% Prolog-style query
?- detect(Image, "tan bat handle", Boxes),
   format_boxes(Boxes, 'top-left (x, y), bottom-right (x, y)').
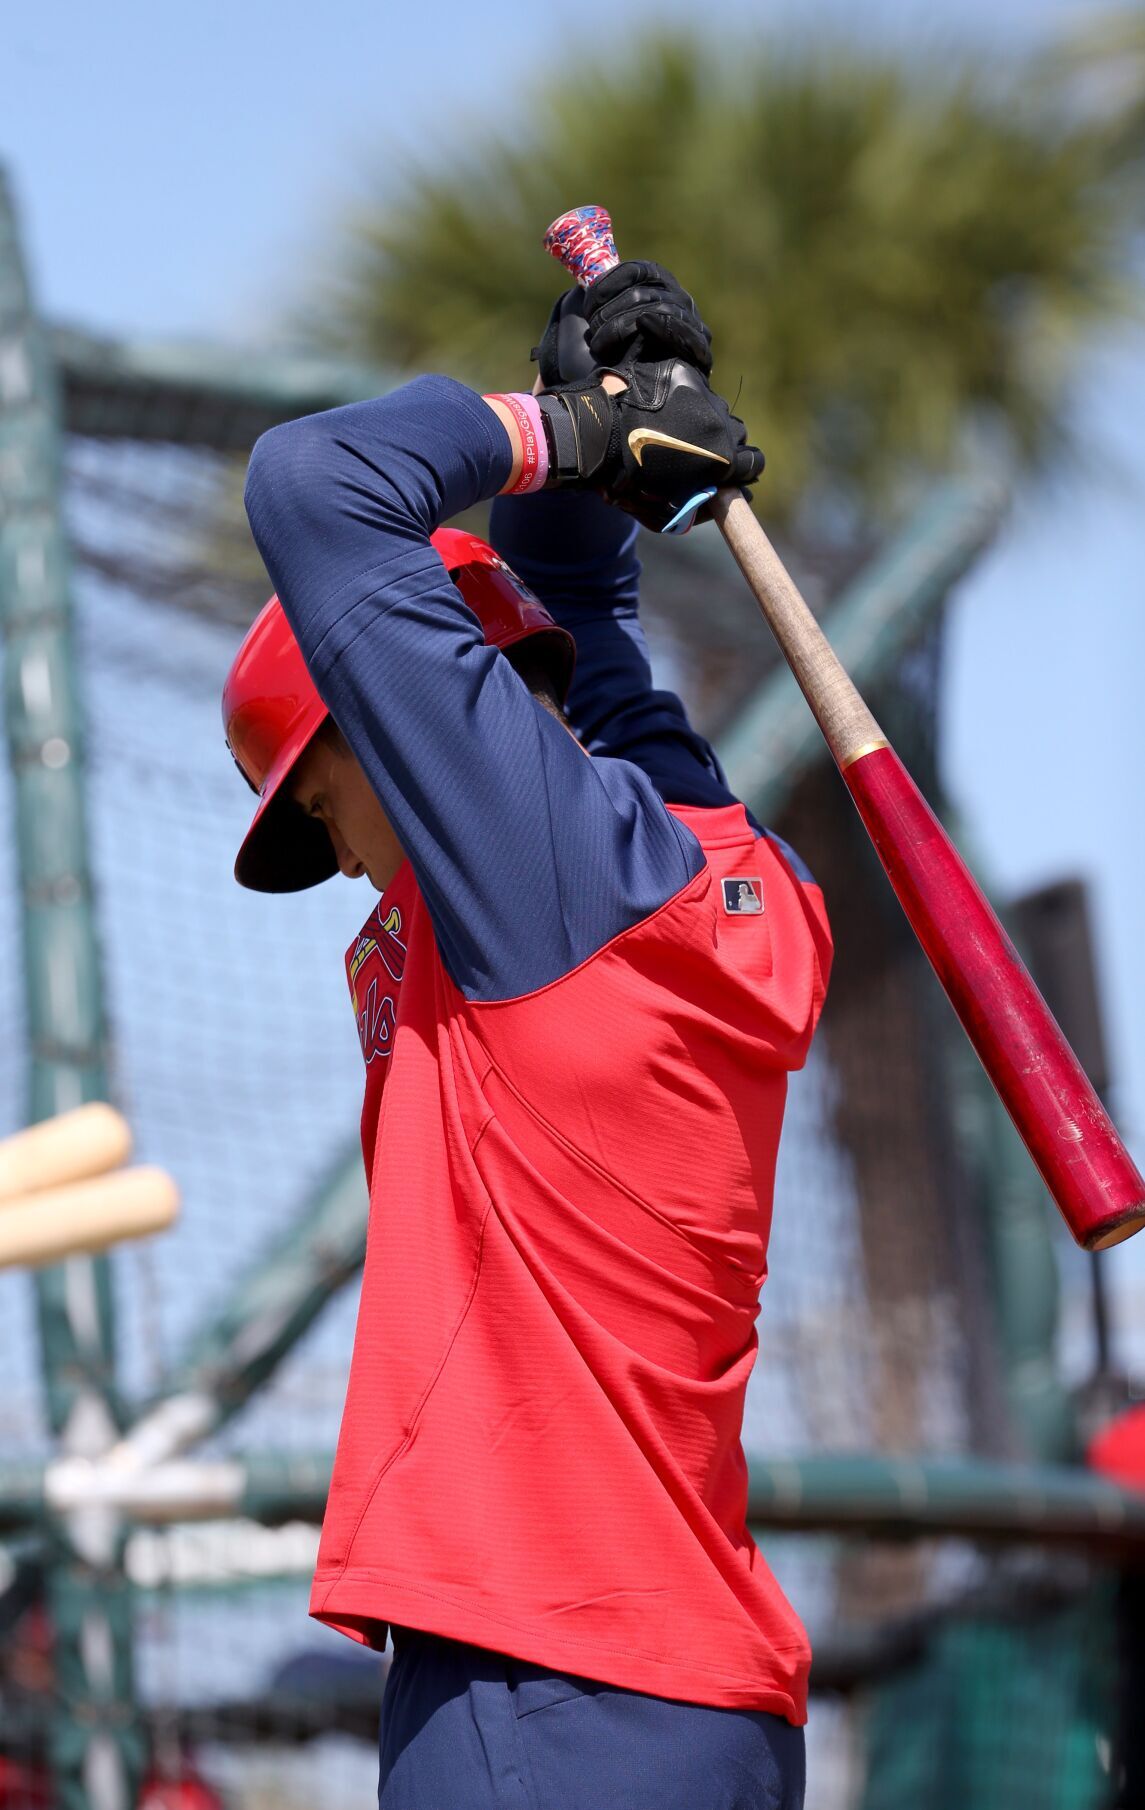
top-left (0, 1103), bottom-right (133, 1203)
top-left (711, 491), bottom-right (887, 767)
top-left (0, 1167), bottom-right (179, 1270)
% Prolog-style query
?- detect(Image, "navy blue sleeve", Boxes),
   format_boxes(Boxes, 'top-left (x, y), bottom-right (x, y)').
top-left (489, 489), bottom-right (742, 810)
top-left (243, 376), bottom-right (703, 1001)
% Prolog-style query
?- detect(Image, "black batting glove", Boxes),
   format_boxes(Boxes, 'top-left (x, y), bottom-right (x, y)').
top-left (534, 287), bottom-right (596, 385)
top-left (537, 359), bottom-right (763, 535)
top-left (534, 262), bottom-right (713, 388)
top-left (584, 261), bottom-right (713, 375)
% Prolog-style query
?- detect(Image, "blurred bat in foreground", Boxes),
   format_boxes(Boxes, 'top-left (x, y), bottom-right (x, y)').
top-left (0, 1103), bottom-right (178, 1268)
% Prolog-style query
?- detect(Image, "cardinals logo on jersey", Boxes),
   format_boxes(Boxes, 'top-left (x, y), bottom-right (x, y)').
top-left (345, 902), bottom-right (407, 1066)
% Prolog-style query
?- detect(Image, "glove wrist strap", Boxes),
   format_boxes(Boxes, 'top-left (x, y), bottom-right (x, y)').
top-left (536, 392), bottom-right (581, 482)
top-left (538, 386), bottom-right (616, 486)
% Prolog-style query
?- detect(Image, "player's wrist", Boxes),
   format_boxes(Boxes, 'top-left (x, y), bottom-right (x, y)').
top-left (484, 392), bottom-right (549, 495)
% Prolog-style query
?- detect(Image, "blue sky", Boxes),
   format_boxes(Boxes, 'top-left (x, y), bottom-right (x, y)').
top-left (5, 0), bottom-right (1144, 1354)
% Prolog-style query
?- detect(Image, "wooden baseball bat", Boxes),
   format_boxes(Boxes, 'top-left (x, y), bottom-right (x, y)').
top-left (545, 204), bottom-right (1145, 1253)
top-left (0, 1166), bottom-right (179, 1270)
top-left (0, 1102), bottom-right (132, 1203)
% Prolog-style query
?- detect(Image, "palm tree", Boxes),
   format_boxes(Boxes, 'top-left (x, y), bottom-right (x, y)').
top-left (312, 34), bottom-right (1134, 544)
top-left (1041, 6), bottom-right (1145, 190)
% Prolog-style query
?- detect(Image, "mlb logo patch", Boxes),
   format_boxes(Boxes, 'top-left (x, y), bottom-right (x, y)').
top-left (722, 876), bottom-right (764, 915)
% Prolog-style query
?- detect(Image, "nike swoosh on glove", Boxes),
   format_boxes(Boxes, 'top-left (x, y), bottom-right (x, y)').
top-left (537, 359), bottom-right (763, 534)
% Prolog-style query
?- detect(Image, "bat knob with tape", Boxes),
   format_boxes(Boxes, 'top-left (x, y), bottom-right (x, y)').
top-left (544, 206), bottom-right (619, 288)
top-left (542, 206), bottom-right (760, 536)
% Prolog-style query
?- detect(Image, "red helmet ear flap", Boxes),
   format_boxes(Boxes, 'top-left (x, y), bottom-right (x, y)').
top-left (430, 528), bottom-right (576, 704)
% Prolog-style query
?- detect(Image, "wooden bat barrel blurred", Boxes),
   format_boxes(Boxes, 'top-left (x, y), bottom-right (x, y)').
top-left (0, 1105), bottom-right (179, 1269)
top-left (0, 1101), bottom-right (132, 1200)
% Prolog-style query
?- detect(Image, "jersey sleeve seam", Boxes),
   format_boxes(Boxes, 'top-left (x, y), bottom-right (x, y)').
top-left (463, 857), bottom-right (711, 1011)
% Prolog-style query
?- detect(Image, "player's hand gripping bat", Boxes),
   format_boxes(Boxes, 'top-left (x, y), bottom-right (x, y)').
top-left (545, 204), bottom-right (1145, 1254)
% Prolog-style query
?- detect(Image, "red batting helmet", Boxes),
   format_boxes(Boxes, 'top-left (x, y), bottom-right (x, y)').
top-left (223, 527), bottom-right (576, 893)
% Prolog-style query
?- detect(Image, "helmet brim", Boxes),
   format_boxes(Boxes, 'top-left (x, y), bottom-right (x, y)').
top-left (233, 719), bottom-right (339, 894)
top-left (234, 784), bottom-right (339, 893)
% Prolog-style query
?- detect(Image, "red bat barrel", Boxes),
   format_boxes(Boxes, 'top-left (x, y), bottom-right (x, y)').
top-left (844, 746), bottom-right (1143, 1249)
top-left (544, 204), bottom-right (1145, 1252)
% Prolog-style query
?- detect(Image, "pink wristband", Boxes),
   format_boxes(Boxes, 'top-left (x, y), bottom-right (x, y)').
top-left (488, 392), bottom-right (549, 494)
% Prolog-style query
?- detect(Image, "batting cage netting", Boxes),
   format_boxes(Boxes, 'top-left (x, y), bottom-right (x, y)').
top-left (0, 238), bottom-right (1136, 1809)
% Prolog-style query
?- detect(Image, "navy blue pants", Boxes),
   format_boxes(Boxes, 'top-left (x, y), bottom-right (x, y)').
top-left (378, 1629), bottom-right (805, 1809)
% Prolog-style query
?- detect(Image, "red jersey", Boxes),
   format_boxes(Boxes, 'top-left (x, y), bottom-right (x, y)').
top-left (310, 801), bottom-right (831, 1720)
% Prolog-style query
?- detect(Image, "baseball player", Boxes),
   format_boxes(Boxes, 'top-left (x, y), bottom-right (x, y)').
top-left (223, 265), bottom-right (831, 1810)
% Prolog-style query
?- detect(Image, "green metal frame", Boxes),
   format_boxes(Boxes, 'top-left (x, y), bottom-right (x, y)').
top-left (943, 928), bottom-right (1074, 1464)
top-left (119, 1143), bottom-right (368, 1467)
top-left (0, 172), bottom-right (142, 1810)
top-left (54, 324), bottom-right (392, 450)
top-left (3, 1450), bottom-right (1142, 1554)
top-left (718, 469), bottom-right (1008, 819)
